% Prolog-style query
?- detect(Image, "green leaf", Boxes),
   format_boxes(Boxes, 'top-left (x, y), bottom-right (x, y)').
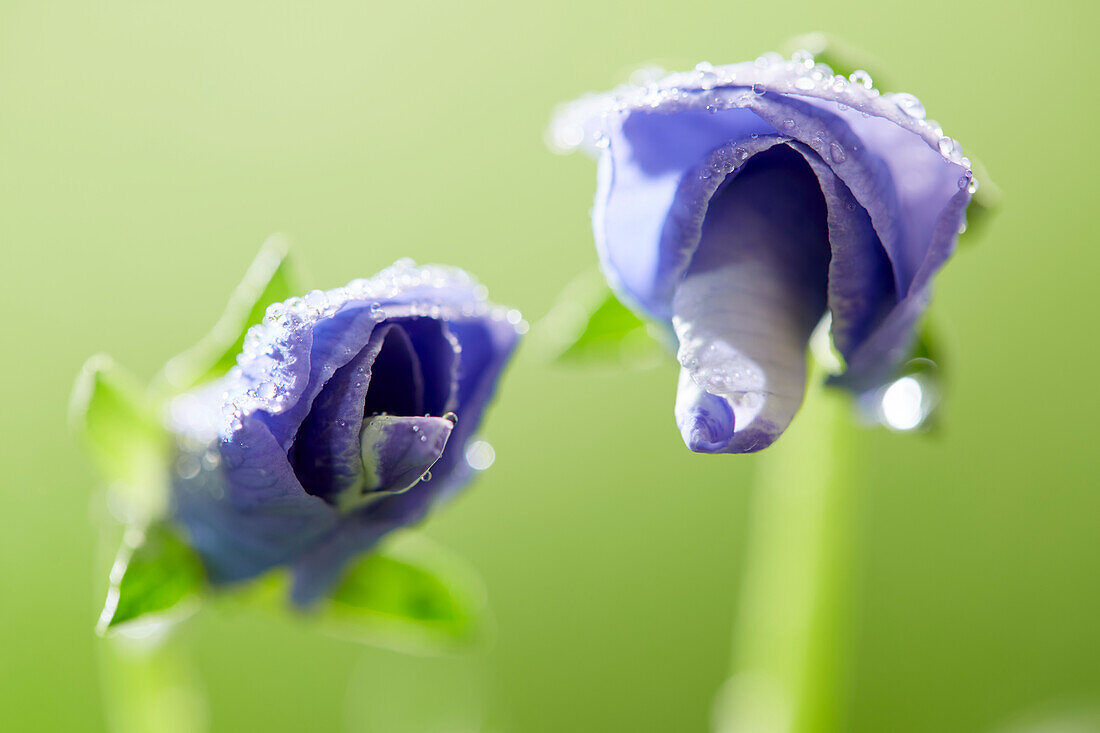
top-left (318, 533), bottom-right (486, 653)
top-left (538, 268), bottom-right (668, 369)
top-left (98, 523), bottom-right (204, 634)
top-left (71, 354), bottom-right (169, 519)
top-left (159, 234), bottom-right (301, 392)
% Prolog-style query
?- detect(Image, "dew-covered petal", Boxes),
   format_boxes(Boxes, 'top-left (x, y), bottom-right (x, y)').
top-left (168, 260), bottom-right (523, 597)
top-left (287, 314), bottom-right (520, 606)
top-left (785, 141), bottom-right (895, 357)
top-left (173, 414), bottom-right (337, 583)
top-left (671, 146), bottom-right (829, 453)
top-left (285, 323), bottom-right (390, 501)
top-left (594, 107), bottom-right (780, 318)
top-left (355, 414), bottom-right (455, 503)
top-left (257, 304), bottom-right (382, 451)
top-left (737, 91), bottom-right (968, 298)
top-left (287, 318), bottom-right (459, 504)
top-left (555, 56), bottom-right (973, 391)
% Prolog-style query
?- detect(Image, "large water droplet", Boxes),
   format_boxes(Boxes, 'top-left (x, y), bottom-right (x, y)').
top-left (695, 61), bottom-right (718, 90)
top-left (893, 93), bottom-right (926, 120)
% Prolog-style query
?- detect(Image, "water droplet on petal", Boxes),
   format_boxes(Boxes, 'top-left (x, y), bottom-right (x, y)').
top-left (849, 70), bottom-right (873, 89)
top-left (893, 93), bottom-right (926, 120)
top-left (695, 61), bottom-right (718, 90)
top-left (829, 142), bottom-right (847, 163)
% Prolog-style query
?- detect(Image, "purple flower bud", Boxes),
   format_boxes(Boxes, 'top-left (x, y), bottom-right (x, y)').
top-left (551, 53), bottom-right (973, 453)
top-left (168, 260), bottom-right (522, 605)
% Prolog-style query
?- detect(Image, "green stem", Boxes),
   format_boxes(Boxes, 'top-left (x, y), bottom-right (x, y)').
top-left (100, 634), bottom-right (206, 733)
top-left (716, 379), bottom-right (856, 733)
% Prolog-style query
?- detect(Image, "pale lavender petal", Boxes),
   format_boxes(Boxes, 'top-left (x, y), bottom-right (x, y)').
top-left (551, 54), bottom-right (974, 449)
top-left (357, 414), bottom-right (455, 501)
top-left (672, 146), bottom-right (829, 453)
top-left (594, 108), bottom-right (780, 318)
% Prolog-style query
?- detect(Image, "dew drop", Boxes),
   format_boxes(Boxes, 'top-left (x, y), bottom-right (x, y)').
top-left (893, 93), bottom-right (926, 120)
top-left (695, 62), bottom-right (718, 90)
top-left (751, 82), bottom-right (766, 96)
top-left (849, 70), bottom-right (873, 89)
top-left (829, 142), bottom-right (847, 163)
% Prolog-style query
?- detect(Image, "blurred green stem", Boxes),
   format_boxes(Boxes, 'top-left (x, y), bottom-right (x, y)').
top-left (716, 378), bottom-right (856, 733)
top-left (101, 635), bottom-right (206, 733)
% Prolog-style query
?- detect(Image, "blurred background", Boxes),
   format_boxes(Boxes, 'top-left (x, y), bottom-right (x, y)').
top-left (2, 0), bottom-right (1098, 730)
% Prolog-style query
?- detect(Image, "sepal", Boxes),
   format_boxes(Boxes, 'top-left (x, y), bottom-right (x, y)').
top-left (314, 532), bottom-right (486, 654)
top-left (97, 523), bottom-right (204, 635)
top-left (71, 354), bottom-right (169, 521)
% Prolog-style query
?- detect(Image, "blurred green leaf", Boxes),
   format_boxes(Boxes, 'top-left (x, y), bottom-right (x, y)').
top-left (160, 234), bottom-right (301, 392)
top-left (98, 523), bottom-right (204, 634)
top-left (539, 268), bottom-right (668, 369)
top-left (318, 533), bottom-right (486, 653)
top-left (70, 354), bottom-right (169, 518)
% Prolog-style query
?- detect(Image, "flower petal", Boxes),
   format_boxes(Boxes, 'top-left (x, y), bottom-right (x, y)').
top-left (594, 107), bottom-right (780, 318)
top-left (355, 414), bottom-right (455, 504)
top-left (288, 318), bottom-right (459, 503)
top-left (168, 261), bottom-right (523, 597)
top-left (173, 414), bottom-right (336, 583)
top-left (672, 146), bottom-right (830, 453)
top-left (287, 314), bottom-right (520, 606)
top-left (555, 56), bottom-right (974, 392)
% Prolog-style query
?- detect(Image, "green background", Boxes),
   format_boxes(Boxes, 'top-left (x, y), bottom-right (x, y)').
top-left (2, 0), bottom-right (1097, 731)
